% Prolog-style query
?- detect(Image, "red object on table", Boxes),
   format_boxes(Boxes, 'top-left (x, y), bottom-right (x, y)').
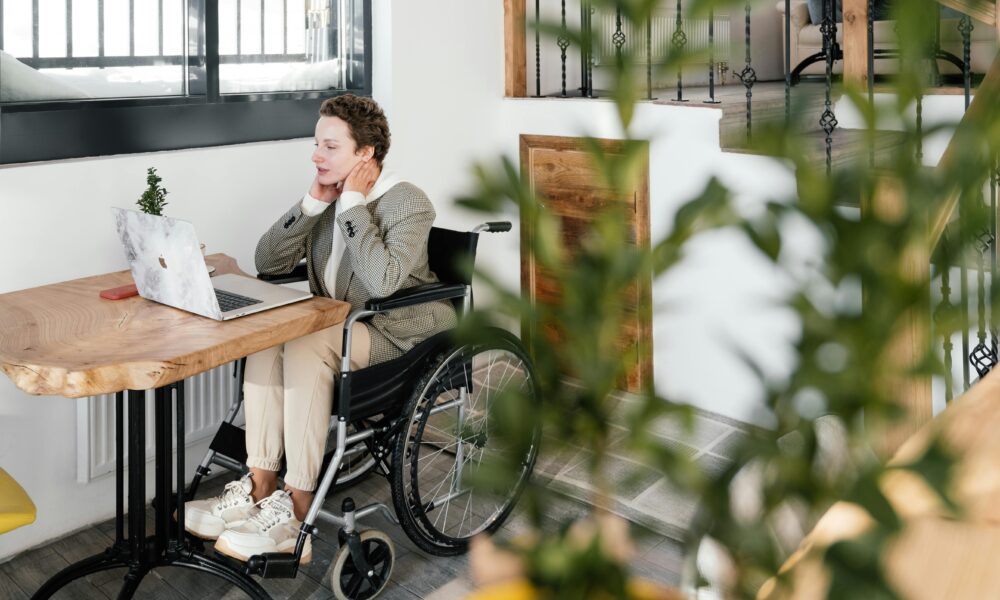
top-left (99, 283), bottom-right (139, 300)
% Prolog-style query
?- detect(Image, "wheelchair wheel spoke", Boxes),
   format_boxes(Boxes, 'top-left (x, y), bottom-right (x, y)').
top-left (345, 572), bottom-right (365, 596)
top-left (416, 443), bottom-right (460, 477)
top-left (425, 466), bottom-right (455, 509)
top-left (458, 480), bottom-right (476, 535)
top-left (391, 334), bottom-right (541, 553)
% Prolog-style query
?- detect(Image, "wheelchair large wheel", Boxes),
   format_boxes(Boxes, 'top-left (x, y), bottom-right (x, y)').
top-left (390, 329), bottom-right (540, 556)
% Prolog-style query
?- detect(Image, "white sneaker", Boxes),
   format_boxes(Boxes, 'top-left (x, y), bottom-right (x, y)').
top-left (182, 473), bottom-right (257, 540)
top-left (214, 490), bottom-right (312, 563)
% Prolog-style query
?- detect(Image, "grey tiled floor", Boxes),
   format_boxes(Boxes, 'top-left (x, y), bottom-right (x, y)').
top-left (0, 404), bottom-right (742, 599)
top-left (539, 398), bottom-right (752, 542)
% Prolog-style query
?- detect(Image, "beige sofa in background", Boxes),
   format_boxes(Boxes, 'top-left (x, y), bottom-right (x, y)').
top-left (777, 1), bottom-right (997, 78)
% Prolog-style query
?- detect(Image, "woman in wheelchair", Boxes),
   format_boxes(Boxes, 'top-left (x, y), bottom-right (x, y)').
top-left (184, 94), bottom-right (457, 562)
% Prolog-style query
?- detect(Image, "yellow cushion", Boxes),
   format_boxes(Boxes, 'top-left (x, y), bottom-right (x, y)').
top-left (0, 467), bottom-right (36, 534)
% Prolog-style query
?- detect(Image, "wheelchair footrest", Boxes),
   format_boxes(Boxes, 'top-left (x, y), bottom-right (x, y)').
top-left (244, 552), bottom-right (301, 579)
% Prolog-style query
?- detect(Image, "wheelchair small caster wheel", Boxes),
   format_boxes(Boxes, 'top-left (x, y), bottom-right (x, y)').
top-left (331, 529), bottom-right (395, 600)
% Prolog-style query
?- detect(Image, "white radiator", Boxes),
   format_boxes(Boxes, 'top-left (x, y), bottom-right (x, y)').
top-left (593, 9), bottom-right (730, 66)
top-left (75, 363), bottom-right (242, 483)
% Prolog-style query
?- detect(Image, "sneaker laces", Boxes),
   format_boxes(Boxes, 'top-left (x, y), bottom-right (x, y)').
top-left (215, 478), bottom-right (252, 510)
top-left (248, 492), bottom-right (294, 531)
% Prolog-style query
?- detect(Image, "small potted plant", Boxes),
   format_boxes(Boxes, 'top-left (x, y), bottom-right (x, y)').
top-left (137, 167), bottom-right (168, 216)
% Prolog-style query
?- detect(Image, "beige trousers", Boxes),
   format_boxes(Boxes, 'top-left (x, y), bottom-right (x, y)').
top-left (243, 322), bottom-right (371, 492)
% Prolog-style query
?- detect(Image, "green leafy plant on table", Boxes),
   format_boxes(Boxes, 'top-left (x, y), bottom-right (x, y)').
top-left (137, 167), bottom-right (169, 216)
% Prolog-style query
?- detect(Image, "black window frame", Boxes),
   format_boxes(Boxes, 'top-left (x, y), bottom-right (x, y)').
top-left (0, 0), bottom-right (373, 165)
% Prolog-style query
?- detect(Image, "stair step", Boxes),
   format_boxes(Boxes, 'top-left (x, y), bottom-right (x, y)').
top-left (881, 85), bottom-right (978, 96)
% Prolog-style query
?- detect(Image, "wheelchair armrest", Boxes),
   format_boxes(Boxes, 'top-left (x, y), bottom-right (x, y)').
top-left (365, 283), bottom-right (468, 312)
top-left (257, 260), bottom-right (308, 284)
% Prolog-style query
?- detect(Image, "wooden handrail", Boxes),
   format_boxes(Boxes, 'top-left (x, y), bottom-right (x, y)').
top-left (928, 48), bottom-right (1000, 248)
top-left (935, 0), bottom-right (996, 25)
top-left (759, 366), bottom-right (1000, 599)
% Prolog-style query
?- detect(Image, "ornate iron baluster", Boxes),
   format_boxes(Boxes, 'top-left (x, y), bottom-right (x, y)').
top-left (961, 211), bottom-right (971, 390)
top-left (674, 0), bottom-right (688, 102)
top-left (535, 0), bottom-right (541, 97)
top-left (646, 13), bottom-right (655, 100)
top-left (614, 6), bottom-right (626, 62)
top-left (784, 0), bottom-right (790, 124)
top-left (820, 0), bottom-right (837, 175)
top-left (558, 0), bottom-right (569, 97)
top-left (916, 94), bottom-right (923, 162)
top-left (705, 8), bottom-right (720, 103)
top-left (971, 228), bottom-right (997, 378)
top-left (937, 254), bottom-right (955, 402)
top-left (587, 4), bottom-right (596, 97)
top-left (580, 1), bottom-right (587, 95)
top-left (960, 15), bottom-right (973, 110)
top-left (958, 24), bottom-right (972, 389)
top-left (737, 1), bottom-right (756, 142)
top-left (579, 1), bottom-right (594, 97)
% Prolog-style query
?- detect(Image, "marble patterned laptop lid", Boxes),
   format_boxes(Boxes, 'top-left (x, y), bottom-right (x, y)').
top-left (112, 207), bottom-right (222, 320)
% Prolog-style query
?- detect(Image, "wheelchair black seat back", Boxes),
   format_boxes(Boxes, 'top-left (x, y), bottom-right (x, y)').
top-left (186, 221), bottom-right (541, 600)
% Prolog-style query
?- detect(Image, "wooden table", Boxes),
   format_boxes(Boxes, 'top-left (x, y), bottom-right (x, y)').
top-left (760, 367), bottom-right (1000, 599)
top-left (0, 254), bottom-right (350, 600)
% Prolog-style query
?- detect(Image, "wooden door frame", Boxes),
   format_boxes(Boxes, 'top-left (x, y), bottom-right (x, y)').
top-left (504, 0), bottom-right (527, 97)
top-left (519, 133), bottom-right (653, 393)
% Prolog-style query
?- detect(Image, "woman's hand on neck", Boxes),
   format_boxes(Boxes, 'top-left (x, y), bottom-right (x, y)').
top-left (343, 158), bottom-right (381, 197)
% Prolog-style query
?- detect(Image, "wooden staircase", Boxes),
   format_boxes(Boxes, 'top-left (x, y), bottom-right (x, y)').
top-left (662, 80), bottom-right (907, 187)
top-left (937, 0), bottom-right (997, 26)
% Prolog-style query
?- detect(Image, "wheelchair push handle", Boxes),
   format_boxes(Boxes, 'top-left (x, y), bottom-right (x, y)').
top-left (474, 221), bottom-right (512, 233)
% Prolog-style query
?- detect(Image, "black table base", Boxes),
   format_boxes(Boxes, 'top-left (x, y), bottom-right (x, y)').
top-left (31, 386), bottom-right (270, 600)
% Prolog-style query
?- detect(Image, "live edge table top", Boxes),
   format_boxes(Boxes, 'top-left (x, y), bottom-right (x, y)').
top-left (0, 254), bottom-right (350, 398)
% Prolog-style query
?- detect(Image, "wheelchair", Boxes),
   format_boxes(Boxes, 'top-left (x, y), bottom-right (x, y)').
top-left (185, 221), bottom-right (541, 600)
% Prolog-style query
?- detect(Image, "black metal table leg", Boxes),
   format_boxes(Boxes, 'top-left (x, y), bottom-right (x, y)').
top-left (30, 386), bottom-right (272, 600)
top-left (127, 390), bottom-right (147, 569)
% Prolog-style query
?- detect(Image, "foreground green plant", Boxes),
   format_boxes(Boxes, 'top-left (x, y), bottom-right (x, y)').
top-left (457, 0), bottom-right (1000, 598)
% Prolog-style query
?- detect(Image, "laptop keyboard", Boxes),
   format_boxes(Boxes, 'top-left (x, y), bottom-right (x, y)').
top-left (214, 289), bottom-right (263, 313)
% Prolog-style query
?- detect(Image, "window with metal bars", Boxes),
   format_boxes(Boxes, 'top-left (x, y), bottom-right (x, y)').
top-left (0, 0), bottom-right (371, 164)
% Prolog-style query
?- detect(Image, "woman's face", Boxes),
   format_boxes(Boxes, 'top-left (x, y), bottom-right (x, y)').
top-left (312, 116), bottom-right (371, 186)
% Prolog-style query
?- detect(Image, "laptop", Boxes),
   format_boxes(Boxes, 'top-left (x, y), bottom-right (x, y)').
top-left (112, 207), bottom-right (312, 320)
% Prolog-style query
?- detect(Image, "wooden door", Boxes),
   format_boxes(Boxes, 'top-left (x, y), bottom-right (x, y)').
top-left (519, 134), bottom-right (652, 393)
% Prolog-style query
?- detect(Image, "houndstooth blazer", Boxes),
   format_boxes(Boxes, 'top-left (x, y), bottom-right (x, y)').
top-left (255, 181), bottom-right (457, 364)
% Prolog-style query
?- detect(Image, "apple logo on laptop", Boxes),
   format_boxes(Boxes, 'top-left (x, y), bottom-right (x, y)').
top-left (159, 255), bottom-right (168, 269)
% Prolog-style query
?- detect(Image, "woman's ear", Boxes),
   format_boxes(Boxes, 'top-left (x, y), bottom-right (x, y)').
top-left (358, 146), bottom-right (375, 161)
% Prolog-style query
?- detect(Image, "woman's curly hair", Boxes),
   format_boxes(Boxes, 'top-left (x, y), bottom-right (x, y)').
top-left (319, 94), bottom-right (391, 166)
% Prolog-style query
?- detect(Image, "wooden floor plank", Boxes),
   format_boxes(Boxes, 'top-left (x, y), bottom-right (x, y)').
top-left (98, 569), bottom-right (188, 600)
top-left (0, 545), bottom-right (111, 600)
top-left (156, 565), bottom-right (231, 599)
top-left (47, 525), bottom-right (124, 589)
top-left (0, 568), bottom-right (29, 600)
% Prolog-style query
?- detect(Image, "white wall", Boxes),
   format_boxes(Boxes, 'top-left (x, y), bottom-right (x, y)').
top-left (1, 0), bottom-right (804, 561)
top-left (382, 1), bottom-right (805, 428)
